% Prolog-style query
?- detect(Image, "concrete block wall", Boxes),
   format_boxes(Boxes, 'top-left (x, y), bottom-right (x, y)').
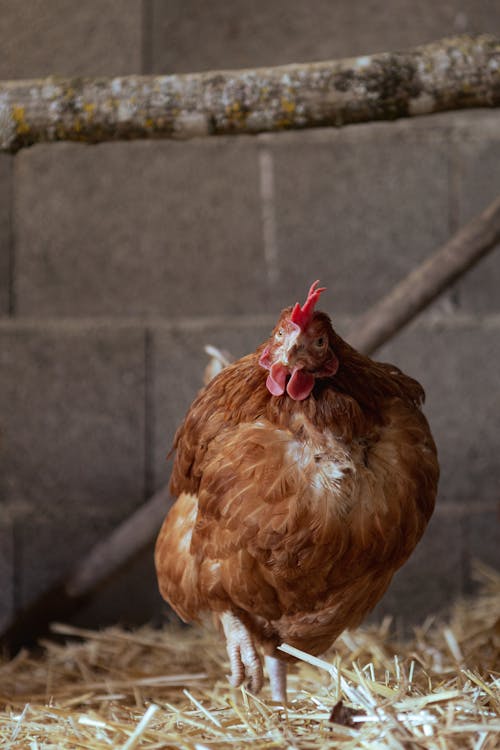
top-left (0, 2), bottom-right (499, 633)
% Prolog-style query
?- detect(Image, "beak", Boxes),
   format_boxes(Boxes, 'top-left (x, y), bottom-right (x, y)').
top-left (282, 342), bottom-right (302, 368)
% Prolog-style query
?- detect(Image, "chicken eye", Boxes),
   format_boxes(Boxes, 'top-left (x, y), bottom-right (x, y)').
top-left (314, 336), bottom-right (325, 348)
top-left (276, 329), bottom-right (284, 338)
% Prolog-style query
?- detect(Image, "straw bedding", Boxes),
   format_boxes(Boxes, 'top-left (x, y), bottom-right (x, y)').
top-left (1, 564), bottom-right (498, 749)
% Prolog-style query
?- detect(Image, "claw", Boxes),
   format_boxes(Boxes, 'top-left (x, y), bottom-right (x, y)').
top-left (220, 612), bottom-right (263, 694)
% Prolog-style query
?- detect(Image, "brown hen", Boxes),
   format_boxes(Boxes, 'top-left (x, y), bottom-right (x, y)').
top-left (155, 281), bottom-right (439, 701)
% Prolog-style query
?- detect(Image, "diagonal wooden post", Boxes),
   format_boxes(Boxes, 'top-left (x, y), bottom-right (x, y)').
top-left (348, 195), bottom-right (500, 355)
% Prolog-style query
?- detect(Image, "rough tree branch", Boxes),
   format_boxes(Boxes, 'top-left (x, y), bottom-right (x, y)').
top-left (0, 34), bottom-right (499, 152)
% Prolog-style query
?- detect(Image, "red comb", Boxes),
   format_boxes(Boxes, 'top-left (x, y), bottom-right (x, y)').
top-left (290, 280), bottom-right (326, 330)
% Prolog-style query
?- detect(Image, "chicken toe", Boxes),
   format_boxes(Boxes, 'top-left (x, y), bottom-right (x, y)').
top-left (220, 612), bottom-right (263, 694)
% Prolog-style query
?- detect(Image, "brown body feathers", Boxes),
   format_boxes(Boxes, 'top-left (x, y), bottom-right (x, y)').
top-left (155, 309), bottom-right (439, 659)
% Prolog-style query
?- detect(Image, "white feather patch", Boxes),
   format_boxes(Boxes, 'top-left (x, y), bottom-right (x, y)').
top-left (286, 437), bottom-right (346, 494)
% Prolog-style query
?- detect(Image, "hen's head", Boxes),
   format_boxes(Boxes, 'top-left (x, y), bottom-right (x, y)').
top-left (259, 281), bottom-right (339, 401)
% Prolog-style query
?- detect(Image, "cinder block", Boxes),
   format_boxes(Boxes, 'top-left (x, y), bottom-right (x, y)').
top-left (0, 511), bottom-right (14, 630)
top-left (15, 140), bottom-right (264, 318)
top-left (270, 126), bottom-right (450, 314)
top-left (371, 512), bottom-right (463, 628)
top-left (0, 1), bottom-right (142, 79)
top-left (453, 132), bottom-right (500, 313)
top-left (376, 319), bottom-right (500, 508)
top-left (0, 322), bottom-right (146, 605)
top-left (150, 0), bottom-right (500, 73)
top-left (0, 155), bottom-right (12, 315)
top-left (152, 319), bottom-right (271, 491)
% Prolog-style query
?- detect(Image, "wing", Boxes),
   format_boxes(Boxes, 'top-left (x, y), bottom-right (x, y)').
top-left (155, 491), bottom-right (203, 622)
top-left (162, 354), bottom-right (295, 621)
top-left (169, 352), bottom-right (268, 498)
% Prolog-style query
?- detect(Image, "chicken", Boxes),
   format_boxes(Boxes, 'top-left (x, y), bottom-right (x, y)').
top-left (155, 281), bottom-right (439, 702)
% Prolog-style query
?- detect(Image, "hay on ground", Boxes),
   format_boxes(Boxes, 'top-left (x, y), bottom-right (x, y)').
top-left (0, 563), bottom-right (498, 749)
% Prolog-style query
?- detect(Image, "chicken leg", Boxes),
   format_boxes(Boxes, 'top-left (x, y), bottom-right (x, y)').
top-left (220, 612), bottom-right (263, 694)
top-left (265, 654), bottom-right (287, 702)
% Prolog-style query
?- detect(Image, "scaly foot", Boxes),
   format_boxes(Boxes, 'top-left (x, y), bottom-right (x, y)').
top-left (220, 612), bottom-right (263, 694)
top-left (265, 654), bottom-right (287, 703)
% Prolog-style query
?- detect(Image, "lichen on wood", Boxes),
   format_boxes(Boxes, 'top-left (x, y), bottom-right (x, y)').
top-left (0, 34), bottom-right (499, 152)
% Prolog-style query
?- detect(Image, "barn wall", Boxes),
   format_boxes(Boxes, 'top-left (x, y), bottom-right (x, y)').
top-left (0, 1), bottom-right (499, 632)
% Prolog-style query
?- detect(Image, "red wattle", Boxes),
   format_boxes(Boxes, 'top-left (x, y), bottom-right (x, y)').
top-left (286, 367), bottom-right (315, 401)
top-left (266, 362), bottom-right (288, 396)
